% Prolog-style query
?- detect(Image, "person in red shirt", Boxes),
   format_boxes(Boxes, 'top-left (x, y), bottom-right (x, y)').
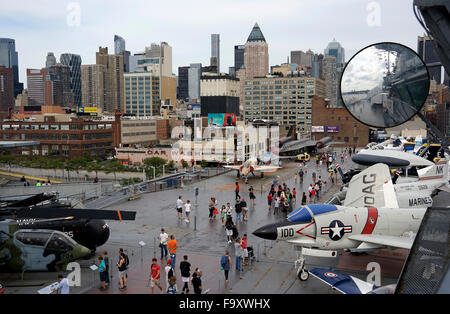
top-left (235, 182), bottom-right (240, 200)
top-left (241, 234), bottom-right (248, 266)
top-left (149, 258), bottom-right (163, 294)
top-left (267, 193), bottom-right (273, 210)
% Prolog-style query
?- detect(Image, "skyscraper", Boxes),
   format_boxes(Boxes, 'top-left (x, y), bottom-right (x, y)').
top-left (322, 56), bottom-right (338, 108)
top-left (243, 23), bottom-right (269, 79)
top-left (0, 38), bottom-right (23, 97)
top-left (27, 68), bottom-right (51, 106)
top-left (177, 66), bottom-right (189, 100)
top-left (324, 39), bottom-right (345, 70)
top-left (234, 45), bottom-right (245, 74)
top-left (81, 64), bottom-right (106, 109)
top-left (45, 52), bottom-right (56, 68)
top-left (114, 35), bottom-right (130, 73)
top-left (0, 65), bottom-right (14, 112)
top-left (114, 35), bottom-right (126, 55)
top-left (96, 47), bottom-right (124, 112)
top-left (211, 34), bottom-right (220, 74)
top-left (290, 50), bottom-right (314, 67)
top-left (60, 53), bottom-right (82, 106)
top-left (188, 63), bottom-right (202, 101)
top-left (47, 63), bottom-right (73, 106)
top-left (417, 35), bottom-right (442, 84)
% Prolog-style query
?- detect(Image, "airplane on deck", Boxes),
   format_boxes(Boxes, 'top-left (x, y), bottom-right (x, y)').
top-left (224, 157), bottom-right (280, 183)
top-left (308, 268), bottom-right (396, 294)
top-left (253, 163), bottom-right (427, 281)
top-left (0, 192), bottom-right (136, 251)
top-left (331, 159), bottom-right (449, 209)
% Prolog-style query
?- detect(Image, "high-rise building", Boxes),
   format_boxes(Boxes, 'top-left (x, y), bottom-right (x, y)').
top-left (60, 53), bottom-right (82, 106)
top-left (211, 34), bottom-right (220, 74)
top-left (47, 63), bottom-right (73, 107)
top-left (236, 23), bottom-right (269, 113)
top-left (177, 66), bottom-right (189, 100)
top-left (96, 47), bottom-right (124, 112)
top-left (200, 72), bottom-right (240, 117)
top-left (291, 50), bottom-right (314, 68)
top-left (27, 68), bottom-right (52, 106)
top-left (81, 64), bottom-right (106, 109)
top-left (243, 23), bottom-right (269, 80)
top-left (417, 35), bottom-right (442, 84)
top-left (242, 76), bottom-right (326, 135)
top-left (324, 39), bottom-right (345, 70)
top-left (45, 52), bottom-right (56, 69)
top-left (114, 35), bottom-right (130, 73)
top-left (124, 72), bottom-right (161, 117)
top-left (188, 63), bottom-right (202, 101)
top-left (322, 56), bottom-right (338, 107)
top-left (0, 38), bottom-right (23, 97)
top-left (0, 65), bottom-right (14, 112)
top-left (234, 45), bottom-right (245, 74)
top-left (114, 35), bottom-right (126, 55)
top-left (312, 54), bottom-right (324, 79)
top-left (135, 42), bottom-right (172, 77)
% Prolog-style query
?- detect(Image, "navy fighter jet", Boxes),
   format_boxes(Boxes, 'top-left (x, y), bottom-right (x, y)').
top-left (253, 163), bottom-right (428, 281)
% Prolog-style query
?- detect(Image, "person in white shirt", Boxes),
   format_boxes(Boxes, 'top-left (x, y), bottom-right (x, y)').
top-left (52, 274), bottom-right (70, 294)
top-left (176, 196), bottom-right (184, 220)
top-left (159, 228), bottom-right (169, 260)
top-left (184, 200), bottom-right (192, 223)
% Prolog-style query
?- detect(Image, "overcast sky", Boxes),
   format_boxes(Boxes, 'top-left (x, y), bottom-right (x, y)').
top-left (0, 0), bottom-right (425, 88)
top-left (341, 46), bottom-right (391, 92)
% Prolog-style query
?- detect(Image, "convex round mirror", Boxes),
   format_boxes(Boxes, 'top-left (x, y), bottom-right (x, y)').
top-left (340, 42), bottom-right (429, 128)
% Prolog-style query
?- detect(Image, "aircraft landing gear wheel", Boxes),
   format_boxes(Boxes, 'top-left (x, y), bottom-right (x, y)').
top-left (298, 269), bottom-right (309, 281)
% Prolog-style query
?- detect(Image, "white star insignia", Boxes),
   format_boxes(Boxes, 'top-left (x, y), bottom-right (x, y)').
top-left (330, 221), bottom-right (343, 239)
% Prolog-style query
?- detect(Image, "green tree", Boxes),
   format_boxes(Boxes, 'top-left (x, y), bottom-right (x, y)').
top-left (103, 160), bottom-right (126, 181)
top-left (86, 160), bottom-right (104, 179)
top-left (47, 158), bottom-right (64, 179)
top-left (143, 157), bottom-right (167, 178)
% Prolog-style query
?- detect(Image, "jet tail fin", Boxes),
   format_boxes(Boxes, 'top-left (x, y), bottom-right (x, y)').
top-left (417, 159), bottom-right (448, 182)
top-left (343, 163), bottom-right (399, 208)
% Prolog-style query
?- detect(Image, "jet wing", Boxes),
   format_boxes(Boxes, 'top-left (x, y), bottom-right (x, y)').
top-left (343, 163), bottom-right (399, 208)
top-left (2, 207), bottom-right (136, 221)
top-left (252, 165), bottom-right (281, 173)
top-left (279, 140), bottom-right (316, 153)
top-left (309, 268), bottom-right (376, 294)
top-left (348, 234), bottom-right (415, 250)
top-left (223, 165), bottom-right (242, 170)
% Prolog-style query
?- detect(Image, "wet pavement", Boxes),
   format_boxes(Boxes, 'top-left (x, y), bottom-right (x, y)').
top-left (0, 154), bottom-right (407, 294)
top-left (82, 154), bottom-right (401, 294)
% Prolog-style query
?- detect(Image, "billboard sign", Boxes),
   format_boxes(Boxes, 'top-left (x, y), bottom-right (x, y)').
top-left (77, 106), bottom-right (98, 114)
top-left (208, 113), bottom-right (236, 127)
top-left (325, 126), bottom-right (339, 133)
top-left (312, 126), bottom-right (324, 132)
top-left (186, 104), bottom-right (200, 111)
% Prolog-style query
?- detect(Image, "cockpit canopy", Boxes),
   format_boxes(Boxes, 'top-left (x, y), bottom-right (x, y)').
top-left (287, 204), bottom-right (338, 223)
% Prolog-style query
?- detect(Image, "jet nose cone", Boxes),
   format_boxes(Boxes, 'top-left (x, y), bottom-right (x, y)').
top-left (253, 224), bottom-right (277, 240)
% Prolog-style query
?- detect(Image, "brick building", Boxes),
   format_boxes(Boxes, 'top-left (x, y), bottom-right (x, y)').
top-left (311, 96), bottom-right (370, 148)
top-left (0, 116), bottom-right (117, 159)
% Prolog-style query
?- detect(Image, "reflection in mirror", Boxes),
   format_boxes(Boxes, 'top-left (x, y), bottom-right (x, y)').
top-left (341, 43), bottom-right (429, 128)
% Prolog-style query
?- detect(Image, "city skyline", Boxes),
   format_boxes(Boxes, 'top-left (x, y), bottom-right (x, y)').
top-left (1, 0), bottom-right (425, 89)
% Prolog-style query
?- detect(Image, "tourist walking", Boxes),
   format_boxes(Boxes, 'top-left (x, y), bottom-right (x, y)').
top-left (149, 258), bottom-right (163, 294)
top-left (220, 251), bottom-right (232, 285)
top-left (184, 200), bottom-right (192, 223)
top-left (167, 235), bottom-right (177, 268)
top-left (176, 196), bottom-right (184, 220)
top-left (180, 255), bottom-right (191, 294)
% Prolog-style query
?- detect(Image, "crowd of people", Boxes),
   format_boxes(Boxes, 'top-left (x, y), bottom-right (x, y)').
top-left (86, 149), bottom-right (352, 295)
